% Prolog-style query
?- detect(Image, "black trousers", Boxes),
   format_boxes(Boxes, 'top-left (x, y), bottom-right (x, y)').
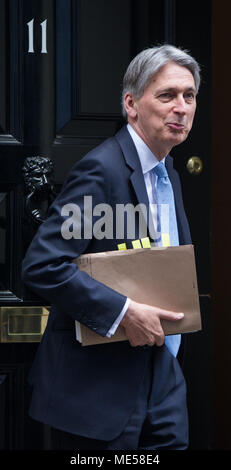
top-left (50, 345), bottom-right (188, 450)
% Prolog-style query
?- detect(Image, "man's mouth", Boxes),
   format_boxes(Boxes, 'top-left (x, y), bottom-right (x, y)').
top-left (166, 122), bottom-right (185, 130)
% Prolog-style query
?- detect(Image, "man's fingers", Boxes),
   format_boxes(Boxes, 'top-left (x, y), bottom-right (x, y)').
top-left (158, 309), bottom-right (184, 321)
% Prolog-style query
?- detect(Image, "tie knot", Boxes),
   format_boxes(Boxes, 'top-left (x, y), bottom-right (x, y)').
top-left (153, 162), bottom-right (168, 179)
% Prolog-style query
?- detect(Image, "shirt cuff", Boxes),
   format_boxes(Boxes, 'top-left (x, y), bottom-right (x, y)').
top-left (106, 298), bottom-right (131, 338)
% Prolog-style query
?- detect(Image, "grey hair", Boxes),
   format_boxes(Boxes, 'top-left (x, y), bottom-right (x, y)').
top-left (121, 44), bottom-right (201, 117)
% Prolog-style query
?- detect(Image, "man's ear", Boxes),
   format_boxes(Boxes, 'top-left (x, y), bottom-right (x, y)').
top-left (123, 92), bottom-right (137, 119)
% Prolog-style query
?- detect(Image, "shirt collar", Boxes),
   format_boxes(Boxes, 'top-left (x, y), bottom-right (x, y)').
top-left (127, 123), bottom-right (166, 174)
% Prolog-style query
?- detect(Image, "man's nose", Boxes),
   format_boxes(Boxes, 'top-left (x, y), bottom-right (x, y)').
top-left (173, 96), bottom-right (186, 114)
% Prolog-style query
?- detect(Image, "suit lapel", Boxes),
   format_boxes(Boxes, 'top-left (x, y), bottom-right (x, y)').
top-left (115, 126), bottom-right (151, 237)
top-left (166, 156), bottom-right (191, 245)
top-left (165, 155), bottom-right (180, 219)
top-left (115, 125), bottom-right (149, 208)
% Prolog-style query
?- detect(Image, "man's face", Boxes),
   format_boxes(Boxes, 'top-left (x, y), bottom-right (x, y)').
top-left (126, 62), bottom-right (197, 159)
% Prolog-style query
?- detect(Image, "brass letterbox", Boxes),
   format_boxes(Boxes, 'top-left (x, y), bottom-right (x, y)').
top-left (0, 306), bottom-right (49, 343)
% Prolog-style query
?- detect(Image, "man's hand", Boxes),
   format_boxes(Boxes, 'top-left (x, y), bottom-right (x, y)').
top-left (120, 300), bottom-right (184, 347)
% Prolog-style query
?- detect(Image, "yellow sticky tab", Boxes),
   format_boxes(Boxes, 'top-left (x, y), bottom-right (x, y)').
top-left (141, 237), bottom-right (151, 248)
top-left (132, 239), bottom-right (142, 249)
top-left (117, 243), bottom-right (127, 250)
top-left (162, 233), bottom-right (170, 247)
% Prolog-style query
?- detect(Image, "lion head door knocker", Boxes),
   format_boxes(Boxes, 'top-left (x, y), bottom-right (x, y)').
top-left (22, 156), bottom-right (57, 226)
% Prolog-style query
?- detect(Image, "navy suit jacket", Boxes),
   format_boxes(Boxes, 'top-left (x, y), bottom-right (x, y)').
top-left (22, 126), bottom-right (191, 440)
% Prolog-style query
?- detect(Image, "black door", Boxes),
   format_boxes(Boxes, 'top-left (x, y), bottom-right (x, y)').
top-left (0, 0), bottom-right (211, 450)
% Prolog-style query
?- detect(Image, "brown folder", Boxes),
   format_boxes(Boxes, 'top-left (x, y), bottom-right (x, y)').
top-left (73, 245), bottom-right (201, 346)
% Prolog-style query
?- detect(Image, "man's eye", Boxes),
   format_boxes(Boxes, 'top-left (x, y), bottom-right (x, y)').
top-left (185, 93), bottom-right (195, 100)
top-left (159, 93), bottom-right (172, 100)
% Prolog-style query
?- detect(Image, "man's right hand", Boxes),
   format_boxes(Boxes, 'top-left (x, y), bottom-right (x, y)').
top-left (120, 300), bottom-right (184, 347)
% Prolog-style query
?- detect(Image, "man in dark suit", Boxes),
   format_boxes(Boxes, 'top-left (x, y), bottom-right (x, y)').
top-left (22, 44), bottom-right (200, 450)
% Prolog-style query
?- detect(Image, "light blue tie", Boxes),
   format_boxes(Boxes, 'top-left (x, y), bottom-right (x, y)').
top-left (153, 162), bottom-right (181, 357)
top-left (153, 162), bottom-right (179, 246)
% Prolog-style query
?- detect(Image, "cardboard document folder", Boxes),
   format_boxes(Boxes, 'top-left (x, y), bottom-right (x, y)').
top-left (73, 245), bottom-right (201, 346)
